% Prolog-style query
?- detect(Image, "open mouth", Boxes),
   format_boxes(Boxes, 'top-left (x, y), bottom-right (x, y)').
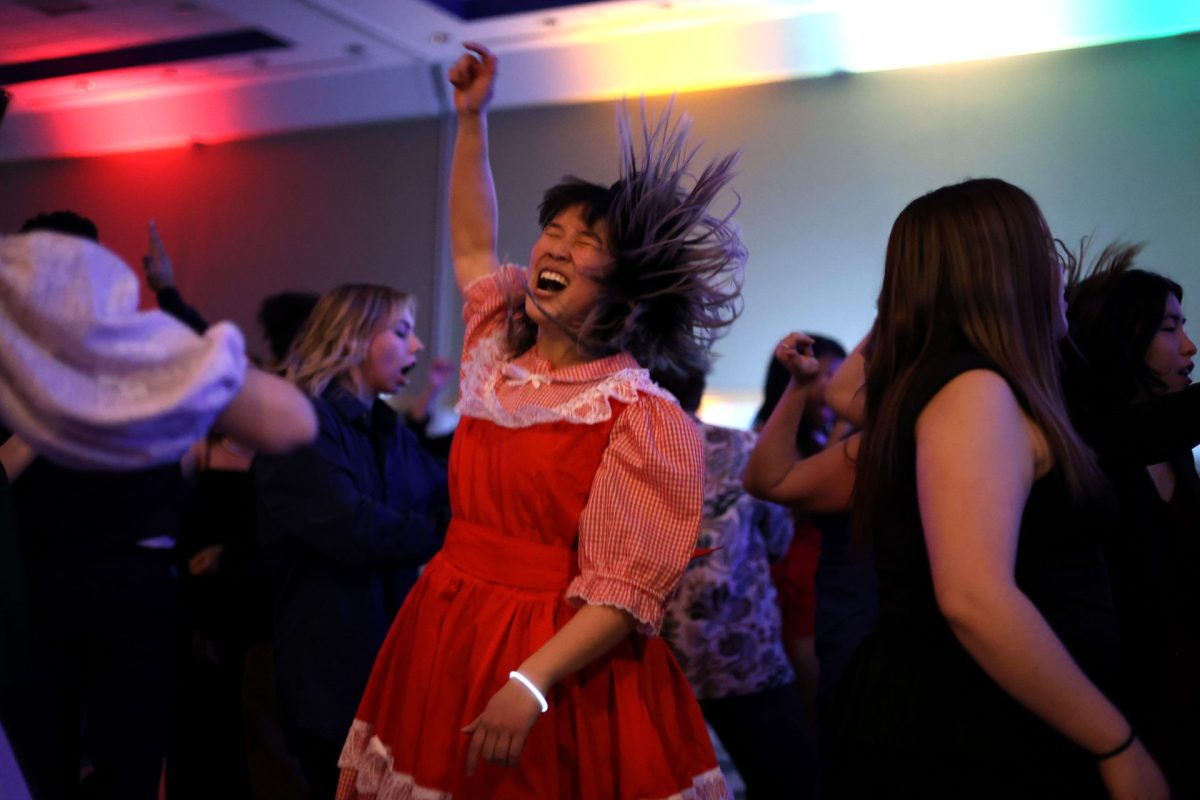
top-left (400, 363), bottom-right (416, 377)
top-left (1180, 363), bottom-right (1194, 379)
top-left (536, 269), bottom-right (569, 293)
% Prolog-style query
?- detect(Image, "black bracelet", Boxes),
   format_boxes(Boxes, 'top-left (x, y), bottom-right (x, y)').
top-left (1094, 729), bottom-right (1136, 761)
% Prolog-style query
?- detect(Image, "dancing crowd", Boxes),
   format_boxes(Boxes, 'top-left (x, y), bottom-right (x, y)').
top-left (0, 42), bottom-right (1195, 800)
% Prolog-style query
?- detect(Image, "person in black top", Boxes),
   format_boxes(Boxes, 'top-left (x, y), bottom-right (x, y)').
top-left (827, 179), bottom-right (1168, 798)
top-left (1065, 243), bottom-right (1200, 797)
top-left (254, 284), bottom-right (450, 800)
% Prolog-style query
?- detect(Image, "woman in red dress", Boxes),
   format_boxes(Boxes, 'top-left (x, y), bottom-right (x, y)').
top-left (336, 43), bottom-right (745, 799)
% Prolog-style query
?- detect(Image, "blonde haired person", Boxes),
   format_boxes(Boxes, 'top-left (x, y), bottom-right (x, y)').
top-left (254, 283), bottom-right (450, 800)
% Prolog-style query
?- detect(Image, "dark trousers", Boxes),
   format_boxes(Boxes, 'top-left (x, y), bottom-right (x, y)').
top-left (26, 551), bottom-right (179, 800)
top-left (700, 682), bottom-right (816, 800)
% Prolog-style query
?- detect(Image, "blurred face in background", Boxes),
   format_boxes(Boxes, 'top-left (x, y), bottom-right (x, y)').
top-left (1145, 293), bottom-right (1196, 395)
top-left (362, 307), bottom-right (423, 396)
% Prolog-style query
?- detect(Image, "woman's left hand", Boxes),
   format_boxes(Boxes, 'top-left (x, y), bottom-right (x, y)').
top-left (462, 678), bottom-right (543, 776)
top-left (775, 331), bottom-right (823, 386)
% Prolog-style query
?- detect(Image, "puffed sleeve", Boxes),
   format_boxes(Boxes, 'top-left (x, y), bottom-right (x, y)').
top-left (461, 264), bottom-right (527, 356)
top-left (0, 232), bottom-right (246, 470)
top-left (566, 393), bottom-right (705, 635)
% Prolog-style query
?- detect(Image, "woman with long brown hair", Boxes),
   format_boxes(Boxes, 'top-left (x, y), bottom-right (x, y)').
top-left (827, 179), bottom-right (1168, 798)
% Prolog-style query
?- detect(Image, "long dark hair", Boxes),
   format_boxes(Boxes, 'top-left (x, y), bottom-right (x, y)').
top-left (854, 178), bottom-right (1100, 542)
top-left (1066, 240), bottom-right (1184, 404)
top-left (504, 100), bottom-right (745, 374)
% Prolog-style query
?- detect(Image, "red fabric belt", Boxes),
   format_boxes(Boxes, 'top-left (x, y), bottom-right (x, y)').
top-left (440, 518), bottom-right (579, 591)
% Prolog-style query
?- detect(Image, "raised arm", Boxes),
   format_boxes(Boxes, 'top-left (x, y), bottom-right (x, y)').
top-left (744, 332), bottom-right (856, 512)
top-left (143, 219), bottom-right (209, 334)
top-left (917, 371), bottom-right (1167, 799)
top-left (448, 43), bottom-right (501, 293)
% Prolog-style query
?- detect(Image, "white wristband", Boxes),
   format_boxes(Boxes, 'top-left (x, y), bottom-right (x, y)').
top-left (508, 670), bottom-right (548, 713)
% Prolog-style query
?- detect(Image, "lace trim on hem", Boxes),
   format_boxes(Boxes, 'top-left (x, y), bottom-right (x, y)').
top-left (455, 328), bottom-right (676, 429)
top-left (662, 767), bottom-right (734, 800)
top-left (338, 720), bottom-right (451, 800)
top-left (339, 721), bottom-right (730, 800)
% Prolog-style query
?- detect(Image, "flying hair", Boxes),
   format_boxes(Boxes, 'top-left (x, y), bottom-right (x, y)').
top-left (507, 97), bottom-right (745, 373)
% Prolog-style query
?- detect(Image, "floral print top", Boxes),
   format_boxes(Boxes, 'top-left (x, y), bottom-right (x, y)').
top-left (661, 422), bottom-right (796, 699)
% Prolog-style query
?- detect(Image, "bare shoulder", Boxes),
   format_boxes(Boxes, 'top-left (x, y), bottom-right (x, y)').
top-left (923, 368), bottom-right (1015, 417)
top-left (917, 369), bottom-right (1049, 477)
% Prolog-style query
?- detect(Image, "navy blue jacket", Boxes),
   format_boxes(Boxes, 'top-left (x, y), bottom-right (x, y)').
top-left (255, 382), bottom-right (449, 743)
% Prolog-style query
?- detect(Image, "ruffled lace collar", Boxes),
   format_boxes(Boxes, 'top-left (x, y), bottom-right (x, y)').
top-left (456, 329), bottom-right (675, 428)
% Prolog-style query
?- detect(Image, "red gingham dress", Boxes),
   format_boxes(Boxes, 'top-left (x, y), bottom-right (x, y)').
top-left (336, 267), bottom-right (730, 799)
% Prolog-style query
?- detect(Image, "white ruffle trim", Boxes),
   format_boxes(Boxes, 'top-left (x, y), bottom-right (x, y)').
top-left (565, 577), bottom-right (664, 637)
top-left (339, 720), bottom-right (732, 800)
top-left (665, 767), bottom-right (735, 800)
top-left (455, 328), bottom-right (675, 429)
top-left (338, 720), bottom-right (451, 800)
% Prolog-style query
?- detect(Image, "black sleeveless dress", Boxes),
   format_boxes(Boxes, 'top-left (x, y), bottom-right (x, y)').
top-left (827, 350), bottom-right (1122, 799)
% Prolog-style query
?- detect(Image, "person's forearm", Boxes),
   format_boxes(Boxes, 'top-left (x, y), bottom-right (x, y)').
top-left (941, 582), bottom-right (1130, 756)
top-left (514, 604), bottom-right (637, 693)
top-left (450, 111), bottom-right (499, 289)
top-left (214, 368), bottom-right (316, 454)
top-left (744, 380), bottom-right (808, 498)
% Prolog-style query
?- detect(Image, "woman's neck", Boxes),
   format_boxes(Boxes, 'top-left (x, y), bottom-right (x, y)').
top-left (339, 372), bottom-right (374, 407)
top-left (534, 329), bottom-right (594, 370)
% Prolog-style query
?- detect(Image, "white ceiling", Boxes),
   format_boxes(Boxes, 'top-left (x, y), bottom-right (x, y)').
top-left (1, 0), bottom-right (1198, 161)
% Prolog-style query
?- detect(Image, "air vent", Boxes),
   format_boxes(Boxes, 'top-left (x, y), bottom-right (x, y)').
top-left (0, 29), bottom-right (291, 85)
